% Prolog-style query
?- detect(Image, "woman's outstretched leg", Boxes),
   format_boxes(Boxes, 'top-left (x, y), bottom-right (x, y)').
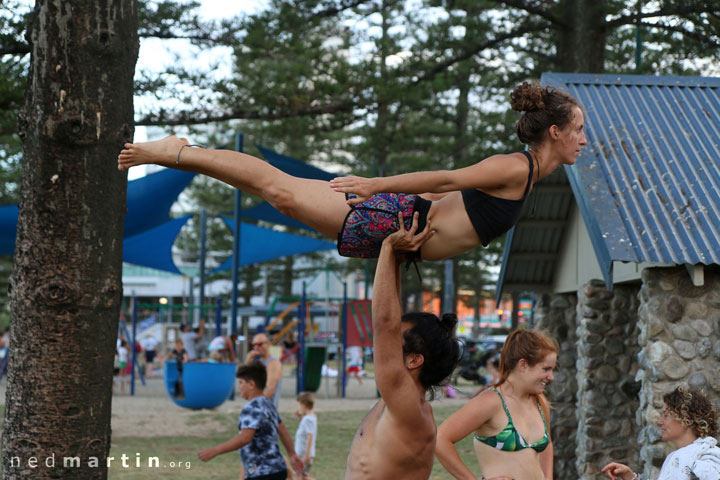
top-left (117, 135), bottom-right (350, 238)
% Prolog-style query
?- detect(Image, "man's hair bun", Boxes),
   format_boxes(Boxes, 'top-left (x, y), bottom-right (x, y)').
top-left (440, 313), bottom-right (458, 332)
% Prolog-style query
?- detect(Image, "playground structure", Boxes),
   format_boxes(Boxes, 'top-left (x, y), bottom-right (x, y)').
top-left (121, 266), bottom-right (374, 408)
top-left (257, 266), bottom-right (373, 399)
top-left (122, 297), bottom-right (230, 404)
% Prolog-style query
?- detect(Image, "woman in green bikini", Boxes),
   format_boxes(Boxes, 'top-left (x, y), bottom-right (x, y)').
top-left (436, 329), bottom-right (558, 480)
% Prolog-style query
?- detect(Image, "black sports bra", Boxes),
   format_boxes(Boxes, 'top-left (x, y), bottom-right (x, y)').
top-left (460, 151), bottom-right (534, 246)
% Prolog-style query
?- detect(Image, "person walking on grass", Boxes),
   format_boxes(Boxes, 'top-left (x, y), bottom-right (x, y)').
top-left (293, 392), bottom-right (317, 480)
top-left (197, 362), bottom-right (303, 480)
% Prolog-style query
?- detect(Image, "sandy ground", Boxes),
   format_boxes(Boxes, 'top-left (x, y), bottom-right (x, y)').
top-left (0, 368), bottom-right (469, 439)
top-left (109, 372), bottom-right (383, 438)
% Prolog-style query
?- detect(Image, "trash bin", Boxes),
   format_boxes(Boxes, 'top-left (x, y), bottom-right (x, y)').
top-left (303, 346), bottom-right (326, 392)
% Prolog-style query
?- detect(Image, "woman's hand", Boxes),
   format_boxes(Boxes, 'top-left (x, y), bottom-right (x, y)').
top-left (601, 462), bottom-right (635, 480)
top-left (329, 176), bottom-right (377, 205)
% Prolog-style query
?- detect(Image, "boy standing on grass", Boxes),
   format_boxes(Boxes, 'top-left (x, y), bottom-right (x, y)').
top-left (294, 392), bottom-right (317, 480)
top-left (197, 362), bottom-right (303, 480)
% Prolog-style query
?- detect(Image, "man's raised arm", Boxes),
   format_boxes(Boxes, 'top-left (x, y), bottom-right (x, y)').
top-left (372, 212), bottom-right (433, 401)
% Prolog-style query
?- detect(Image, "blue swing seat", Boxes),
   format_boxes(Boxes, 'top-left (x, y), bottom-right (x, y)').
top-left (163, 361), bottom-right (236, 409)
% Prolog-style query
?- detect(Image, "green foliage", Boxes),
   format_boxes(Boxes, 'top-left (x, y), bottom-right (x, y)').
top-left (1, 0), bottom-right (719, 312)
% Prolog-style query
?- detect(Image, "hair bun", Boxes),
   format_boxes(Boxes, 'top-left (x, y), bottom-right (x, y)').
top-left (440, 313), bottom-right (458, 333)
top-left (510, 81), bottom-right (545, 112)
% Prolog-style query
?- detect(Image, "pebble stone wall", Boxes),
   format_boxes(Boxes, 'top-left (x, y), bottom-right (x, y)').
top-left (575, 280), bottom-right (641, 479)
top-left (635, 266), bottom-right (720, 480)
top-left (534, 292), bottom-right (578, 480)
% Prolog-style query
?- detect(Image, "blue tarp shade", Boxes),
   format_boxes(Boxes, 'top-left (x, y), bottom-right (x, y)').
top-left (242, 202), bottom-right (313, 231)
top-left (0, 169), bottom-right (196, 273)
top-left (257, 145), bottom-right (335, 181)
top-left (2, 149), bottom-right (332, 272)
top-left (124, 169), bottom-right (196, 238)
top-left (123, 215), bottom-right (192, 274)
top-left (212, 218), bottom-right (335, 272)
top-left (0, 205), bottom-right (18, 255)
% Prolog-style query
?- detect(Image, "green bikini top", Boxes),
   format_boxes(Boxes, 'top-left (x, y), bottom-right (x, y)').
top-left (474, 387), bottom-right (549, 453)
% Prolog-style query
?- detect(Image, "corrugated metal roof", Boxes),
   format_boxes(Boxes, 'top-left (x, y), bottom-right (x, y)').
top-left (497, 73), bottom-right (720, 300)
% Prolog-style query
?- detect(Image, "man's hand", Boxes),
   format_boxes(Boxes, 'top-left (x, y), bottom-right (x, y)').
top-left (197, 447), bottom-right (217, 462)
top-left (329, 175), bottom-right (377, 205)
top-left (290, 453), bottom-right (304, 474)
top-left (245, 349), bottom-right (259, 364)
top-left (383, 211), bottom-right (434, 259)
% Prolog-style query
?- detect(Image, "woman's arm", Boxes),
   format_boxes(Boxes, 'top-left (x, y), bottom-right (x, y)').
top-left (435, 392), bottom-right (500, 480)
top-left (539, 438), bottom-right (553, 479)
top-left (330, 154), bottom-right (527, 204)
top-left (692, 450), bottom-right (720, 480)
top-left (434, 430), bottom-right (478, 480)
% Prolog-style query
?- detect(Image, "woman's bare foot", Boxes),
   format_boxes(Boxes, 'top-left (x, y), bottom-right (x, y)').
top-left (117, 135), bottom-right (189, 171)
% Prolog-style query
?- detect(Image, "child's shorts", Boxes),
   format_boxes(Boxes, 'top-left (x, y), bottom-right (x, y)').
top-left (337, 193), bottom-right (430, 259)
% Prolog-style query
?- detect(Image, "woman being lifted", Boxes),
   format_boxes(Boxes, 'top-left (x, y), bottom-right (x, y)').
top-left (118, 82), bottom-right (586, 261)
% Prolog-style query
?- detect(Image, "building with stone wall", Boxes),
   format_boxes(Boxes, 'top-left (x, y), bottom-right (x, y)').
top-left (496, 74), bottom-right (720, 479)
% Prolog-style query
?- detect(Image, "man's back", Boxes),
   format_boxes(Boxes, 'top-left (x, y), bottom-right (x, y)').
top-left (346, 398), bottom-right (436, 479)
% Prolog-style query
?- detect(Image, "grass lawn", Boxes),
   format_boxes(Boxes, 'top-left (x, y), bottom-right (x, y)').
top-left (109, 406), bottom-right (478, 479)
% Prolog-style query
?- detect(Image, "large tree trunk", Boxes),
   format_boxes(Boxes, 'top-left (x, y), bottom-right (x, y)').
top-left (555, 0), bottom-right (607, 72)
top-left (2, 1), bottom-right (138, 478)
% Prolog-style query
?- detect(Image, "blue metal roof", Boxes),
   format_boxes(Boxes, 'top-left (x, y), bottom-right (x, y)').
top-left (497, 73), bottom-right (720, 299)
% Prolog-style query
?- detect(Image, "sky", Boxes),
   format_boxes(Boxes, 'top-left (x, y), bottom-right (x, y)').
top-left (11, 1), bottom-right (269, 176)
top-left (132, 0), bottom-right (269, 177)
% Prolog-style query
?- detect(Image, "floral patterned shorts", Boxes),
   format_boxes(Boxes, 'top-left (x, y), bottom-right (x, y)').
top-left (337, 193), bottom-right (429, 259)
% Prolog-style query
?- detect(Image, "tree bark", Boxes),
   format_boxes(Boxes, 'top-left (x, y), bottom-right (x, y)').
top-left (2, 1), bottom-right (137, 478)
top-left (556, 0), bottom-right (607, 72)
